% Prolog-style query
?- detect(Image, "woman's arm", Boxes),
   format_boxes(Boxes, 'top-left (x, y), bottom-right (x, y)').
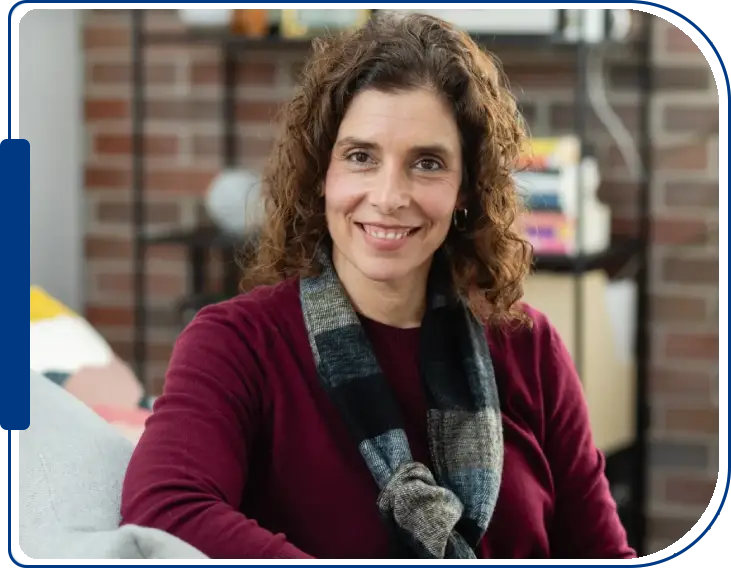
top-left (120, 304), bottom-right (312, 559)
top-left (539, 318), bottom-right (637, 559)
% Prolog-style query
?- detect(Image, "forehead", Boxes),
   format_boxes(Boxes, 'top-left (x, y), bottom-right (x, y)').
top-left (337, 88), bottom-right (460, 149)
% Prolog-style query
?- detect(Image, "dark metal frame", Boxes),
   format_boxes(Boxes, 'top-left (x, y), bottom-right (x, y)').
top-left (632, 12), bottom-right (654, 557)
top-left (129, 8), bottom-right (652, 554)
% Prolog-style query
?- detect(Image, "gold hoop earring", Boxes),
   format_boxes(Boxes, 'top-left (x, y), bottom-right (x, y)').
top-left (453, 208), bottom-right (468, 231)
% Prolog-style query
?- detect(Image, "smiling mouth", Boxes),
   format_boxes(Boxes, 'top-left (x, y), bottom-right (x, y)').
top-left (356, 223), bottom-right (420, 240)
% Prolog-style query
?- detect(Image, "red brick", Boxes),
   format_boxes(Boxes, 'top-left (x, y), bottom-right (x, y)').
top-left (148, 244), bottom-right (188, 262)
top-left (85, 166), bottom-right (130, 189)
top-left (85, 167), bottom-right (219, 193)
top-left (663, 181), bottom-right (719, 208)
top-left (146, 99), bottom-right (219, 121)
top-left (662, 257), bottom-right (719, 285)
top-left (503, 61), bottom-right (575, 90)
top-left (85, 236), bottom-right (185, 262)
top-left (664, 333), bottom-right (719, 361)
top-left (653, 143), bottom-right (709, 171)
top-left (664, 406), bottom-right (719, 435)
top-left (610, 64), bottom-right (710, 91)
top-left (90, 63), bottom-right (177, 85)
top-left (85, 236), bottom-right (130, 259)
top-left (84, 26), bottom-right (129, 49)
top-left (235, 100), bottom-right (281, 123)
top-left (190, 60), bottom-right (277, 86)
top-left (146, 245), bottom-right (188, 262)
top-left (652, 218), bottom-right (712, 245)
top-left (191, 134), bottom-right (273, 160)
top-left (651, 294), bottom-right (707, 324)
top-left (649, 368), bottom-right (713, 399)
top-left (665, 475), bottom-right (718, 507)
top-left (663, 105), bottom-right (719, 134)
top-left (96, 270), bottom-right (186, 297)
top-left (189, 62), bottom-right (219, 85)
top-left (146, 168), bottom-right (219, 194)
top-left (85, 99), bottom-right (128, 120)
top-left (604, 145), bottom-right (644, 174)
top-left (96, 200), bottom-right (181, 225)
top-left (85, 306), bottom-right (134, 327)
top-left (597, 181), bottom-right (639, 206)
top-left (664, 24), bottom-right (702, 55)
top-left (94, 133), bottom-right (180, 157)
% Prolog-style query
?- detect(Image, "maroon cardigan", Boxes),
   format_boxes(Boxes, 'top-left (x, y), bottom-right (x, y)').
top-left (120, 277), bottom-right (636, 559)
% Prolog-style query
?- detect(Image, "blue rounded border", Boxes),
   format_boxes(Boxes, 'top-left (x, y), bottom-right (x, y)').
top-left (0, 0), bottom-right (731, 567)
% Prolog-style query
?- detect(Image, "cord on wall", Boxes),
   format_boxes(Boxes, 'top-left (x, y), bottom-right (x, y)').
top-left (586, 46), bottom-right (644, 182)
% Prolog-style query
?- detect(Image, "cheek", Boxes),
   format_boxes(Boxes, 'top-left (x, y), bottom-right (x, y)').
top-left (418, 183), bottom-right (460, 231)
top-left (324, 167), bottom-right (365, 217)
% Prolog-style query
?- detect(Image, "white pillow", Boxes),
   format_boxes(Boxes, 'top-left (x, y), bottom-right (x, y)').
top-left (19, 371), bottom-right (207, 560)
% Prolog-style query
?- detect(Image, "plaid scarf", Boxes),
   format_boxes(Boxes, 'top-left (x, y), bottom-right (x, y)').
top-left (299, 249), bottom-right (504, 559)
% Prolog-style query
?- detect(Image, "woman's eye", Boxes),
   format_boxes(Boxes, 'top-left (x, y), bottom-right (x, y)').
top-left (347, 151), bottom-right (371, 164)
top-left (416, 158), bottom-right (442, 171)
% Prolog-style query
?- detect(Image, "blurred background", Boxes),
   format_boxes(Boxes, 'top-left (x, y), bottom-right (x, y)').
top-left (25, 8), bottom-right (718, 559)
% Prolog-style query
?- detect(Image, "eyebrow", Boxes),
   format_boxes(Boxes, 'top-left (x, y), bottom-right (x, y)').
top-left (334, 136), bottom-right (455, 160)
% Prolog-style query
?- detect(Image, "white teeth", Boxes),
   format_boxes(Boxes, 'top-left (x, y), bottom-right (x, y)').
top-left (363, 226), bottom-right (410, 240)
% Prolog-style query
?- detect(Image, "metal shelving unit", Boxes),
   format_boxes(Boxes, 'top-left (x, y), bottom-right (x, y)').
top-left (129, 9), bottom-right (653, 555)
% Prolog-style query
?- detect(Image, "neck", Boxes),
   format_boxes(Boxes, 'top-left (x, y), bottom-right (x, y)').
top-left (332, 250), bottom-right (429, 329)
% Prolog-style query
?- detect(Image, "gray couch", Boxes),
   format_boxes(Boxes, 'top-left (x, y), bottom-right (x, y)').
top-left (19, 370), bottom-right (207, 559)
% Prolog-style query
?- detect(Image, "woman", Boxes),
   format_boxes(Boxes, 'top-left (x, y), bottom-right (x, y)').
top-left (121, 12), bottom-right (636, 560)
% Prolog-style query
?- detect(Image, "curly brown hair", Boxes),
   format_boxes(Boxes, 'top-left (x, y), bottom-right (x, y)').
top-left (241, 11), bottom-right (533, 324)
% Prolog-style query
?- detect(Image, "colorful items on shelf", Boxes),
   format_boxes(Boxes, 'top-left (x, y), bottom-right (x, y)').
top-left (177, 9), bottom-right (273, 37)
top-left (516, 136), bottom-right (610, 256)
top-left (280, 9), bottom-right (371, 38)
top-left (177, 9), bottom-right (370, 38)
top-left (231, 9), bottom-right (269, 37)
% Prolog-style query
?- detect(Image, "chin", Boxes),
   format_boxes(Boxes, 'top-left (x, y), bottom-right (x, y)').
top-left (350, 245), bottom-right (436, 285)
top-left (355, 258), bottom-right (416, 284)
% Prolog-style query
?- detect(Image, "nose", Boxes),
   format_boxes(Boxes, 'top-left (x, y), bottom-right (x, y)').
top-left (368, 162), bottom-right (409, 214)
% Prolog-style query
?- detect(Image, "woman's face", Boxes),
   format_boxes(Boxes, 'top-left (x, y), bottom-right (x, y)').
top-left (324, 88), bottom-right (463, 287)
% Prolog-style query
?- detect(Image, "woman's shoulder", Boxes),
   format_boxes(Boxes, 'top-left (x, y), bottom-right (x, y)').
top-left (487, 302), bottom-right (575, 398)
top-left (187, 277), bottom-right (303, 339)
top-left (164, 278), bottom-right (304, 398)
top-left (489, 302), bottom-right (558, 352)
top-left (169, 278), bottom-right (304, 376)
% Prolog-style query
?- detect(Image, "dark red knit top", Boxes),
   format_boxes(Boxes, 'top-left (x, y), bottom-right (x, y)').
top-left (120, 277), bottom-right (635, 559)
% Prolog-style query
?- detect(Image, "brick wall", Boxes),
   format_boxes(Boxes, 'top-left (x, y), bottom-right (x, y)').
top-left (642, 17), bottom-right (719, 553)
top-left (82, 10), bottom-right (719, 554)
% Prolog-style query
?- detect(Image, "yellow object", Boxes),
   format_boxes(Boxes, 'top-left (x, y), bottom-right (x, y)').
top-left (520, 136), bottom-right (581, 168)
top-left (30, 285), bottom-right (113, 374)
top-left (280, 9), bottom-right (371, 38)
top-left (30, 286), bottom-right (76, 322)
